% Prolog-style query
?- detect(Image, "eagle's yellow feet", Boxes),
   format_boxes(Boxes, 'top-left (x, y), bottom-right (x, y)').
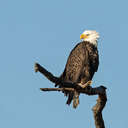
top-left (78, 80), bottom-right (92, 88)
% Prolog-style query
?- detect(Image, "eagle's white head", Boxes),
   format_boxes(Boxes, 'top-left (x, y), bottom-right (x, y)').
top-left (80, 30), bottom-right (99, 46)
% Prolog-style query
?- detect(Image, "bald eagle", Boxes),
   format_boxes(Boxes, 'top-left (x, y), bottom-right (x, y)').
top-left (56, 30), bottom-right (99, 108)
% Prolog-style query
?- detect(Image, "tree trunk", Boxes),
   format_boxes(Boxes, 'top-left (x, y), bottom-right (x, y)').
top-left (35, 63), bottom-right (107, 128)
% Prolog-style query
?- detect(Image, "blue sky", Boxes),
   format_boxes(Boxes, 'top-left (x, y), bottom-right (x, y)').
top-left (0, 0), bottom-right (128, 128)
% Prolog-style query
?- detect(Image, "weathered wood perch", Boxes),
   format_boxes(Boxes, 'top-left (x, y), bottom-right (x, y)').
top-left (35, 63), bottom-right (107, 128)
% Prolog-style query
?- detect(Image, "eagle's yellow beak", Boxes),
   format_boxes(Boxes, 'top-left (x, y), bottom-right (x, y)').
top-left (80, 34), bottom-right (88, 39)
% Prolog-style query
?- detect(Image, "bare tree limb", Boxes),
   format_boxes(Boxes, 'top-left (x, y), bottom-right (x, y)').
top-left (35, 63), bottom-right (107, 128)
top-left (92, 91), bottom-right (107, 128)
top-left (40, 86), bottom-right (106, 96)
top-left (35, 63), bottom-right (75, 88)
top-left (35, 63), bottom-right (59, 83)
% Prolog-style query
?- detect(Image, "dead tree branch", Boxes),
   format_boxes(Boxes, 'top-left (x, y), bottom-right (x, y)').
top-left (35, 63), bottom-right (107, 128)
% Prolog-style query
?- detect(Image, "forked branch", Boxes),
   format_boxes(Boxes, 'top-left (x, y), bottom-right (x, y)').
top-left (35, 63), bottom-right (107, 128)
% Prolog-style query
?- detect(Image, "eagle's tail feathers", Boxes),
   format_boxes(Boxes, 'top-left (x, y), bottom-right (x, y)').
top-left (73, 91), bottom-right (79, 108)
top-left (66, 91), bottom-right (79, 109)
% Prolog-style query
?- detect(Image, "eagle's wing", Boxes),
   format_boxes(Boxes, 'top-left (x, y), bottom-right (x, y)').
top-left (87, 44), bottom-right (99, 77)
top-left (60, 42), bottom-right (88, 107)
top-left (62, 42), bottom-right (87, 83)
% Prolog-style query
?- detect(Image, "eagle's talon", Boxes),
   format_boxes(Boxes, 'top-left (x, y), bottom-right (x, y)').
top-left (87, 80), bottom-right (92, 86)
top-left (78, 80), bottom-right (92, 88)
